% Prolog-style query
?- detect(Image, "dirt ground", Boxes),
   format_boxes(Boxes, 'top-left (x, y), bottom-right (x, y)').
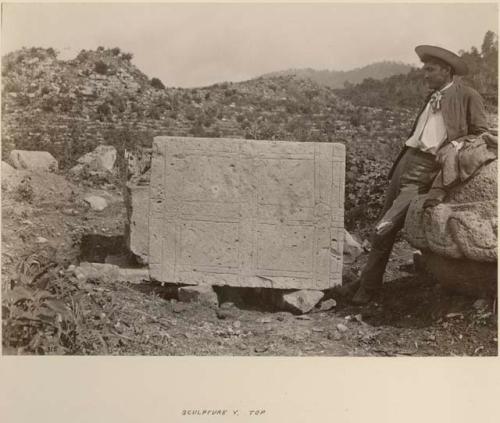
top-left (1, 168), bottom-right (497, 356)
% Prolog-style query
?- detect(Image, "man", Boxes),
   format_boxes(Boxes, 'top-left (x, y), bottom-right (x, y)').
top-left (341, 45), bottom-right (489, 304)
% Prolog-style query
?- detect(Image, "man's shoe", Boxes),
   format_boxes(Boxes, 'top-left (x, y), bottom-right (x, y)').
top-left (352, 286), bottom-right (376, 305)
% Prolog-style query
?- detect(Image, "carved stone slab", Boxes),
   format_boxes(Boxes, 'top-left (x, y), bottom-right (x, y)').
top-left (149, 136), bottom-right (345, 289)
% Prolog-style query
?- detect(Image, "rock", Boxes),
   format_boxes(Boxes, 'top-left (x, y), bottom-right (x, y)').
top-left (178, 285), bottom-right (219, 307)
top-left (9, 150), bottom-right (58, 172)
top-left (404, 160), bottom-right (497, 296)
top-left (328, 331), bottom-right (343, 341)
top-left (125, 184), bottom-right (149, 264)
top-left (69, 164), bottom-right (85, 175)
top-left (2, 161), bottom-right (22, 192)
top-left (2, 161), bottom-right (17, 177)
top-left (336, 323), bottom-right (348, 332)
top-left (343, 230), bottom-right (363, 264)
top-left (84, 195), bottom-right (108, 211)
top-left (172, 303), bottom-right (187, 314)
top-left (36, 237), bottom-right (48, 244)
top-left (76, 145), bottom-right (117, 173)
top-left (281, 290), bottom-right (324, 314)
top-left (405, 161), bottom-right (497, 261)
top-left (319, 298), bottom-right (337, 311)
top-left (74, 262), bottom-right (120, 282)
top-left (216, 309), bottom-right (234, 320)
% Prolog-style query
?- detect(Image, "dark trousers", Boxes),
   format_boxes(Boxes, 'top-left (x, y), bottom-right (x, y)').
top-left (359, 147), bottom-right (439, 289)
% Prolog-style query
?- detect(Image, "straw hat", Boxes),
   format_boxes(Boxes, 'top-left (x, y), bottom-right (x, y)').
top-left (415, 45), bottom-right (468, 76)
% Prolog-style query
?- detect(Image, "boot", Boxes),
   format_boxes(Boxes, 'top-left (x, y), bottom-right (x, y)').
top-left (352, 285), bottom-right (377, 305)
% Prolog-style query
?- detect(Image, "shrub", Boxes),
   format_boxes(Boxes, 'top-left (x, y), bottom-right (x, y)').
top-left (121, 52), bottom-right (133, 61)
top-left (111, 47), bottom-right (121, 56)
top-left (1, 60), bottom-right (15, 76)
top-left (151, 77), bottom-right (165, 90)
top-left (41, 97), bottom-right (56, 112)
top-left (96, 102), bottom-right (111, 120)
top-left (76, 50), bottom-right (89, 62)
top-left (14, 176), bottom-right (34, 203)
top-left (46, 48), bottom-right (57, 58)
top-left (16, 95), bottom-right (30, 107)
top-left (94, 60), bottom-right (108, 75)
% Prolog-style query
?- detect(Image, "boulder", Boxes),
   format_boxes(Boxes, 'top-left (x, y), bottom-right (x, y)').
top-left (84, 195), bottom-right (108, 211)
top-left (72, 145), bottom-right (117, 175)
top-left (404, 160), bottom-right (497, 295)
top-left (405, 161), bottom-right (497, 262)
top-left (9, 150), bottom-right (58, 172)
top-left (281, 290), bottom-right (324, 314)
top-left (2, 161), bottom-right (16, 177)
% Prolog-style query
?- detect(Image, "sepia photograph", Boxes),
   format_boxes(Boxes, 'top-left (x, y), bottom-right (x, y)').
top-left (1, 2), bottom-right (498, 360)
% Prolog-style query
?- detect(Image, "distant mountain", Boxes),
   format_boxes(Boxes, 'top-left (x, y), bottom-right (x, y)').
top-left (262, 61), bottom-right (414, 89)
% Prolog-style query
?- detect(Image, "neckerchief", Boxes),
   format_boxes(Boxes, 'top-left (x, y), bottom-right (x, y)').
top-left (429, 81), bottom-right (454, 113)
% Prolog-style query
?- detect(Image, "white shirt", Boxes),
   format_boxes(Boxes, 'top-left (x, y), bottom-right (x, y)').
top-left (405, 81), bottom-right (454, 154)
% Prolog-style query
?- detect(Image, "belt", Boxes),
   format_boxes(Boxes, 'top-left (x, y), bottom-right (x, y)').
top-left (408, 146), bottom-right (436, 159)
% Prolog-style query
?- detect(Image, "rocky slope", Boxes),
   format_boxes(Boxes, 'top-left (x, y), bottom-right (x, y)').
top-left (2, 47), bottom-right (420, 233)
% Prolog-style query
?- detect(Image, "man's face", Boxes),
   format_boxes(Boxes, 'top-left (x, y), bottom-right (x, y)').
top-left (422, 61), bottom-right (451, 90)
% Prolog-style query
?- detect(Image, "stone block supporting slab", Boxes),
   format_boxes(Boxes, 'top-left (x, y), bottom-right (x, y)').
top-left (281, 290), bottom-right (325, 314)
top-left (148, 136), bottom-right (345, 290)
top-left (126, 184), bottom-right (150, 264)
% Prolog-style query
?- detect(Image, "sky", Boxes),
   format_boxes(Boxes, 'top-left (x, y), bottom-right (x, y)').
top-left (1, 2), bottom-right (498, 88)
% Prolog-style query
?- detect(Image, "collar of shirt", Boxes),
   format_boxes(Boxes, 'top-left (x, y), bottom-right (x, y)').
top-left (438, 80), bottom-right (454, 94)
top-left (429, 81), bottom-right (454, 113)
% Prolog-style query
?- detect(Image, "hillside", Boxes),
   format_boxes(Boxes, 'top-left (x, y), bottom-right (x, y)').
top-left (262, 61), bottom-right (414, 89)
top-left (0, 47), bottom-right (427, 233)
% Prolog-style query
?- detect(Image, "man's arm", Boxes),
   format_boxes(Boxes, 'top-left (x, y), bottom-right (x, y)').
top-left (467, 89), bottom-right (489, 135)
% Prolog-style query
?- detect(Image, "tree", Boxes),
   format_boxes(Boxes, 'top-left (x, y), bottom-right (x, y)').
top-left (481, 30), bottom-right (498, 58)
